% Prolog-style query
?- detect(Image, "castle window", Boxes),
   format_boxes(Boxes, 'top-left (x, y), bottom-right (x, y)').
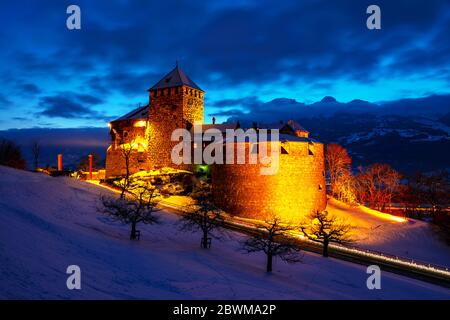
top-left (319, 184), bottom-right (323, 190)
top-left (123, 131), bottom-right (128, 138)
top-left (154, 90), bottom-right (158, 97)
top-left (308, 142), bottom-right (314, 155)
top-left (281, 146), bottom-right (289, 154)
top-left (175, 87), bottom-right (179, 94)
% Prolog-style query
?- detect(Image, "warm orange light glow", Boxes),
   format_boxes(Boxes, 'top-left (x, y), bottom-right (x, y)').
top-left (134, 120), bottom-right (146, 127)
top-left (57, 154), bottom-right (63, 171)
top-left (118, 136), bottom-right (148, 152)
top-left (358, 205), bottom-right (407, 223)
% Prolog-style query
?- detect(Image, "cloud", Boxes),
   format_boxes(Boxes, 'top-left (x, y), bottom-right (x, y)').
top-left (87, 71), bottom-right (160, 96)
top-left (16, 83), bottom-right (41, 94)
top-left (6, 0), bottom-right (450, 88)
top-left (37, 93), bottom-right (105, 119)
top-left (0, 94), bottom-right (12, 108)
top-left (1, 0), bottom-right (450, 129)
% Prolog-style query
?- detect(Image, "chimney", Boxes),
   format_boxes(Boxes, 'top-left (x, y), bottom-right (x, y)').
top-left (57, 154), bottom-right (63, 171)
top-left (212, 116), bottom-right (216, 125)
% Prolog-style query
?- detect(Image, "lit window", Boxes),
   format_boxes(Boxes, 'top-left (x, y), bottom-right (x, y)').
top-left (134, 120), bottom-right (146, 127)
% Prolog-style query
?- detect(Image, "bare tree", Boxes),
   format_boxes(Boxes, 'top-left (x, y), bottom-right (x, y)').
top-left (333, 170), bottom-right (357, 204)
top-left (418, 171), bottom-right (450, 217)
top-left (117, 141), bottom-right (135, 199)
top-left (325, 144), bottom-right (352, 199)
top-left (30, 140), bottom-right (41, 171)
top-left (399, 177), bottom-right (423, 219)
top-left (241, 216), bottom-right (301, 272)
top-left (402, 171), bottom-right (450, 242)
top-left (354, 164), bottom-right (401, 212)
top-left (99, 181), bottom-right (161, 240)
top-left (0, 138), bottom-right (26, 169)
top-left (300, 211), bottom-right (352, 257)
top-left (180, 200), bottom-right (224, 249)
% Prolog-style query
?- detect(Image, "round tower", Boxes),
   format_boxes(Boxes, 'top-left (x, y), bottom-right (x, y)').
top-left (211, 136), bottom-right (327, 222)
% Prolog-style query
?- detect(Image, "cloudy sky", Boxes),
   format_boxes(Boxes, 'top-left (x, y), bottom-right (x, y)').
top-left (0, 0), bottom-right (449, 129)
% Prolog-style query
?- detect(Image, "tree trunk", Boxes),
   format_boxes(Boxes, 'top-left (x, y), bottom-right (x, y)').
top-left (266, 253), bottom-right (273, 272)
top-left (323, 238), bottom-right (329, 257)
top-left (121, 157), bottom-right (130, 199)
top-left (130, 221), bottom-right (137, 240)
top-left (202, 230), bottom-right (208, 249)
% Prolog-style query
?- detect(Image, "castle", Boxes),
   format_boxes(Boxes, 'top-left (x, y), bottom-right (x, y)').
top-left (105, 65), bottom-right (327, 221)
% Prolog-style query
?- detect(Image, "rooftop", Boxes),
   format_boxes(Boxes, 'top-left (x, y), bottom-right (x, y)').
top-left (111, 105), bottom-right (148, 122)
top-left (149, 65), bottom-right (203, 91)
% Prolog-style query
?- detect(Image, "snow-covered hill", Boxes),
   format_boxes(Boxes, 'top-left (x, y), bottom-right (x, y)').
top-left (326, 198), bottom-right (450, 267)
top-left (0, 166), bottom-right (449, 299)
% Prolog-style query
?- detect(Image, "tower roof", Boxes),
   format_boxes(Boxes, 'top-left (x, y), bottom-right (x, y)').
top-left (149, 65), bottom-right (203, 92)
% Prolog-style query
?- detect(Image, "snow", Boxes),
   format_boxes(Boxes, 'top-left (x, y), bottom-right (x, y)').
top-left (326, 198), bottom-right (450, 267)
top-left (340, 124), bottom-right (449, 145)
top-left (0, 165), bottom-right (449, 299)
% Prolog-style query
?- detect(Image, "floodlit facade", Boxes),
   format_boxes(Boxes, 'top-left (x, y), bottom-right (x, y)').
top-left (105, 65), bottom-right (327, 220)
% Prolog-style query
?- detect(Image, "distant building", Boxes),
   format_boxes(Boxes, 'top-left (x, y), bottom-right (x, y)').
top-left (105, 65), bottom-right (326, 220)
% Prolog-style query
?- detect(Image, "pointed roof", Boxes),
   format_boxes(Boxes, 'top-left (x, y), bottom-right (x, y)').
top-left (149, 65), bottom-right (203, 91)
top-left (286, 119), bottom-right (309, 133)
top-left (111, 104), bottom-right (148, 123)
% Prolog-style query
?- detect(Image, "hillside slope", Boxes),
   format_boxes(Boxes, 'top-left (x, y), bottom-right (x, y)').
top-left (326, 198), bottom-right (450, 267)
top-left (0, 166), bottom-right (449, 299)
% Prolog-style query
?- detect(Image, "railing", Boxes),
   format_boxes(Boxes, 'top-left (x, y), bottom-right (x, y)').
top-left (158, 199), bottom-right (450, 288)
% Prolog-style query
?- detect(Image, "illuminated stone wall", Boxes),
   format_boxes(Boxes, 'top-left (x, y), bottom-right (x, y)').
top-left (105, 121), bottom-right (149, 178)
top-left (211, 141), bottom-right (327, 222)
top-left (147, 85), bottom-right (204, 170)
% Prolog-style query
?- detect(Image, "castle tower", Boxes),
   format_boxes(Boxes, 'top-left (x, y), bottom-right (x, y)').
top-left (147, 64), bottom-right (204, 169)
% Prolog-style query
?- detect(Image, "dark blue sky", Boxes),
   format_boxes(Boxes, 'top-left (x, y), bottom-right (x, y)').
top-left (0, 0), bottom-right (449, 129)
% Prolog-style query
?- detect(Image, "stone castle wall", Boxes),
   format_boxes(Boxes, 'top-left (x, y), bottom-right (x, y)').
top-left (147, 85), bottom-right (204, 170)
top-left (211, 141), bottom-right (327, 222)
top-left (105, 121), bottom-right (149, 178)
